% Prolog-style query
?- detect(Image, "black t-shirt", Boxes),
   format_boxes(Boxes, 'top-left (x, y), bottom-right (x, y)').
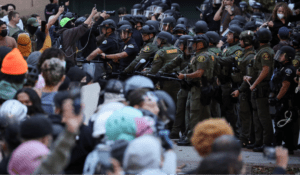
top-left (203, 7), bottom-right (221, 33)
top-left (119, 38), bottom-right (139, 70)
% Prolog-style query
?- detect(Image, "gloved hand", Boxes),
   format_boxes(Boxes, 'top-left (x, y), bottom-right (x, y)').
top-left (269, 97), bottom-right (279, 106)
top-left (158, 129), bottom-right (173, 150)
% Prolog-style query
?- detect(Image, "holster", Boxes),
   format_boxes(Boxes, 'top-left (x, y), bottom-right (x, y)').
top-left (200, 85), bottom-right (214, 106)
top-left (252, 82), bottom-right (270, 99)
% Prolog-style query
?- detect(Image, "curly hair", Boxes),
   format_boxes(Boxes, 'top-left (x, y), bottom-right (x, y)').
top-left (272, 2), bottom-right (293, 21)
top-left (191, 118), bottom-right (234, 157)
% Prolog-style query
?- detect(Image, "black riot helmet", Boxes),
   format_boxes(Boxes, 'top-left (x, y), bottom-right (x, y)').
top-left (174, 35), bottom-right (193, 51)
top-left (154, 31), bottom-right (173, 46)
top-left (161, 16), bottom-right (176, 32)
top-left (120, 15), bottom-right (135, 25)
top-left (228, 25), bottom-right (243, 40)
top-left (154, 90), bottom-right (176, 122)
top-left (194, 20), bottom-right (208, 34)
top-left (239, 1), bottom-right (248, 12)
top-left (239, 30), bottom-right (255, 47)
top-left (145, 20), bottom-right (160, 32)
top-left (252, 2), bottom-right (262, 9)
top-left (274, 46), bottom-right (296, 62)
top-left (256, 28), bottom-right (272, 43)
top-left (291, 32), bottom-right (300, 48)
top-left (131, 4), bottom-right (143, 16)
top-left (229, 20), bottom-right (244, 28)
top-left (177, 17), bottom-right (188, 27)
top-left (205, 31), bottom-right (220, 45)
top-left (75, 16), bottom-right (86, 27)
top-left (171, 3), bottom-right (180, 11)
top-left (117, 20), bottom-right (132, 29)
top-left (118, 25), bottom-right (133, 41)
top-left (134, 15), bottom-right (147, 25)
top-left (187, 34), bottom-right (210, 54)
top-left (140, 25), bottom-right (157, 34)
top-left (173, 24), bottom-right (188, 35)
top-left (232, 15), bottom-right (247, 27)
top-left (244, 21), bottom-right (257, 31)
top-left (100, 19), bottom-right (117, 34)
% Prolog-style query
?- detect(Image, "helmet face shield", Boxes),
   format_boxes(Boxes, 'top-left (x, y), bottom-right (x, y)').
top-left (187, 39), bottom-right (196, 55)
top-left (149, 5), bottom-right (157, 12)
top-left (144, 10), bottom-right (153, 18)
top-left (200, 4), bottom-right (207, 12)
top-left (119, 30), bottom-right (130, 40)
top-left (154, 6), bottom-right (163, 14)
top-left (174, 39), bottom-right (185, 51)
top-left (212, 0), bottom-right (222, 4)
top-left (274, 50), bottom-right (286, 62)
top-left (152, 36), bottom-right (161, 47)
top-left (131, 9), bottom-right (142, 16)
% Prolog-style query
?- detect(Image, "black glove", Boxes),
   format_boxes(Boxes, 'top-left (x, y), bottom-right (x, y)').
top-left (269, 97), bottom-right (279, 106)
top-left (158, 129), bottom-right (173, 150)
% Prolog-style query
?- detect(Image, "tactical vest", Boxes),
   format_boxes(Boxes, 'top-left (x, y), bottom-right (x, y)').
top-left (232, 49), bottom-right (255, 84)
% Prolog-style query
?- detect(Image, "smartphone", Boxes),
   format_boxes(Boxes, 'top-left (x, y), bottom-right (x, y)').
top-left (94, 4), bottom-right (97, 8)
top-left (41, 21), bottom-right (47, 33)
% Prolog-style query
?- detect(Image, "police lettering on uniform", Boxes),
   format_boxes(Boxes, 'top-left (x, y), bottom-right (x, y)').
top-left (177, 34), bottom-right (215, 145)
top-left (158, 35), bottom-right (193, 139)
top-left (270, 46), bottom-right (298, 154)
top-left (100, 24), bottom-right (139, 72)
top-left (144, 31), bottom-right (181, 104)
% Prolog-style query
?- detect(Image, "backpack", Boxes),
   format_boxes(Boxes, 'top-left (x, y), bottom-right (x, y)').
top-left (52, 31), bottom-right (64, 49)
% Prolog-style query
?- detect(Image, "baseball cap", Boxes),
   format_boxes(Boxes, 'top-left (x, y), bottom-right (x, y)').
top-left (60, 17), bottom-right (74, 27)
top-left (27, 17), bottom-right (40, 27)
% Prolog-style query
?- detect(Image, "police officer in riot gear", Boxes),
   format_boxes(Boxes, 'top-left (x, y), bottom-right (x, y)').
top-left (177, 34), bottom-right (215, 145)
top-left (145, 20), bottom-right (160, 32)
top-left (121, 15), bottom-right (144, 50)
top-left (131, 4), bottom-right (143, 16)
top-left (239, 1), bottom-right (251, 20)
top-left (100, 24), bottom-right (139, 72)
top-left (231, 30), bottom-right (256, 147)
top-left (244, 28), bottom-right (274, 152)
top-left (270, 46), bottom-right (297, 154)
top-left (194, 20), bottom-right (209, 35)
top-left (144, 31), bottom-right (181, 104)
top-left (206, 31), bottom-right (222, 118)
top-left (291, 33), bottom-right (300, 70)
top-left (172, 24), bottom-right (188, 40)
top-left (216, 24), bottom-right (244, 137)
top-left (161, 16), bottom-right (176, 33)
top-left (124, 24), bottom-right (159, 73)
top-left (157, 35), bottom-right (193, 139)
top-left (117, 20), bottom-right (132, 29)
top-left (134, 15), bottom-right (147, 30)
top-left (86, 19), bottom-right (119, 80)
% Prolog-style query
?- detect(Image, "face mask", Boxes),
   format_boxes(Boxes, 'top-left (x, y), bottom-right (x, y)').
top-left (277, 13), bottom-right (284, 19)
top-left (0, 29), bottom-right (7, 37)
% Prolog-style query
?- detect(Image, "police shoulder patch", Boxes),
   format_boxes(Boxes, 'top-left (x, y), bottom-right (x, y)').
top-left (102, 40), bottom-right (107, 44)
top-left (128, 44), bottom-right (134, 49)
top-left (154, 54), bottom-right (159, 61)
top-left (197, 56), bottom-right (205, 62)
top-left (292, 60), bottom-right (299, 67)
top-left (285, 68), bottom-right (292, 75)
top-left (235, 50), bottom-right (243, 57)
top-left (166, 49), bottom-right (178, 54)
top-left (262, 53), bottom-right (270, 60)
top-left (143, 46), bottom-right (150, 52)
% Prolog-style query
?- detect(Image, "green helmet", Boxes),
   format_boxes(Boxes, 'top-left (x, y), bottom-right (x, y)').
top-left (239, 30), bottom-right (255, 47)
top-left (60, 17), bottom-right (74, 28)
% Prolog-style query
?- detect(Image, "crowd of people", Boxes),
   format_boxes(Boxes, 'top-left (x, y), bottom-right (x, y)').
top-left (0, 0), bottom-right (299, 174)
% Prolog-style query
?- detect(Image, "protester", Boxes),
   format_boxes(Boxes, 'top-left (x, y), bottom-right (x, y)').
top-left (0, 20), bottom-right (17, 49)
top-left (7, 11), bottom-right (22, 37)
top-left (0, 48), bottom-right (27, 100)
top-left (14, 88), bottom-right (45, 116)
top-left (1, 4), bottom-right (23, 30)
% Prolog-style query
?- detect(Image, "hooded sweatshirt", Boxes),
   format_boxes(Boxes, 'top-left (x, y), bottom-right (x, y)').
top-left (123, 135), bottom-right (177, 175)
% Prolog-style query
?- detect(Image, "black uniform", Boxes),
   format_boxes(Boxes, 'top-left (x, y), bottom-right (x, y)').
top-left (273, 63), bottom-right (298, 152)
top-left (93, 33), bottom-right (119, 81)
top-left (119, 38), bottom-right (139, 70)
top-left (202, 6), bottom-right (221, 33)
top-left (132, 28), bottom-right (143, 50)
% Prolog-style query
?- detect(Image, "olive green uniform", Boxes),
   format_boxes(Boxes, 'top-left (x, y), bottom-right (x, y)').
top-left (292, 51), bottom-right (300, 148)
top-left (147, 43), bottom-right (181, 104)
top-left (124, 38), bottom-right (159, 73)
top-left (249, 44), bottom-right (274, 146)
top-left (187, 48), bottom-right (214, 139)
top-left (208, 46), bottom-right (222, 118)
top-left (231, 47), bottom-right (256, 143)
top-left (216, 43), bottom-right (244, 136)
top-left (159, 54), bottom-right (191, 135)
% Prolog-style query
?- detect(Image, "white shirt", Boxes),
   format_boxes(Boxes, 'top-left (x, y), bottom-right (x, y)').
top-left (1, 15), bottom-right (24, 30)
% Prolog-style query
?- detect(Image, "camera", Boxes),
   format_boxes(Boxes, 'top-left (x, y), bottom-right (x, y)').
top-left (102, 10), bottom-right (116, 16)
top-left (263, 147), bottom-right (276, 160)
